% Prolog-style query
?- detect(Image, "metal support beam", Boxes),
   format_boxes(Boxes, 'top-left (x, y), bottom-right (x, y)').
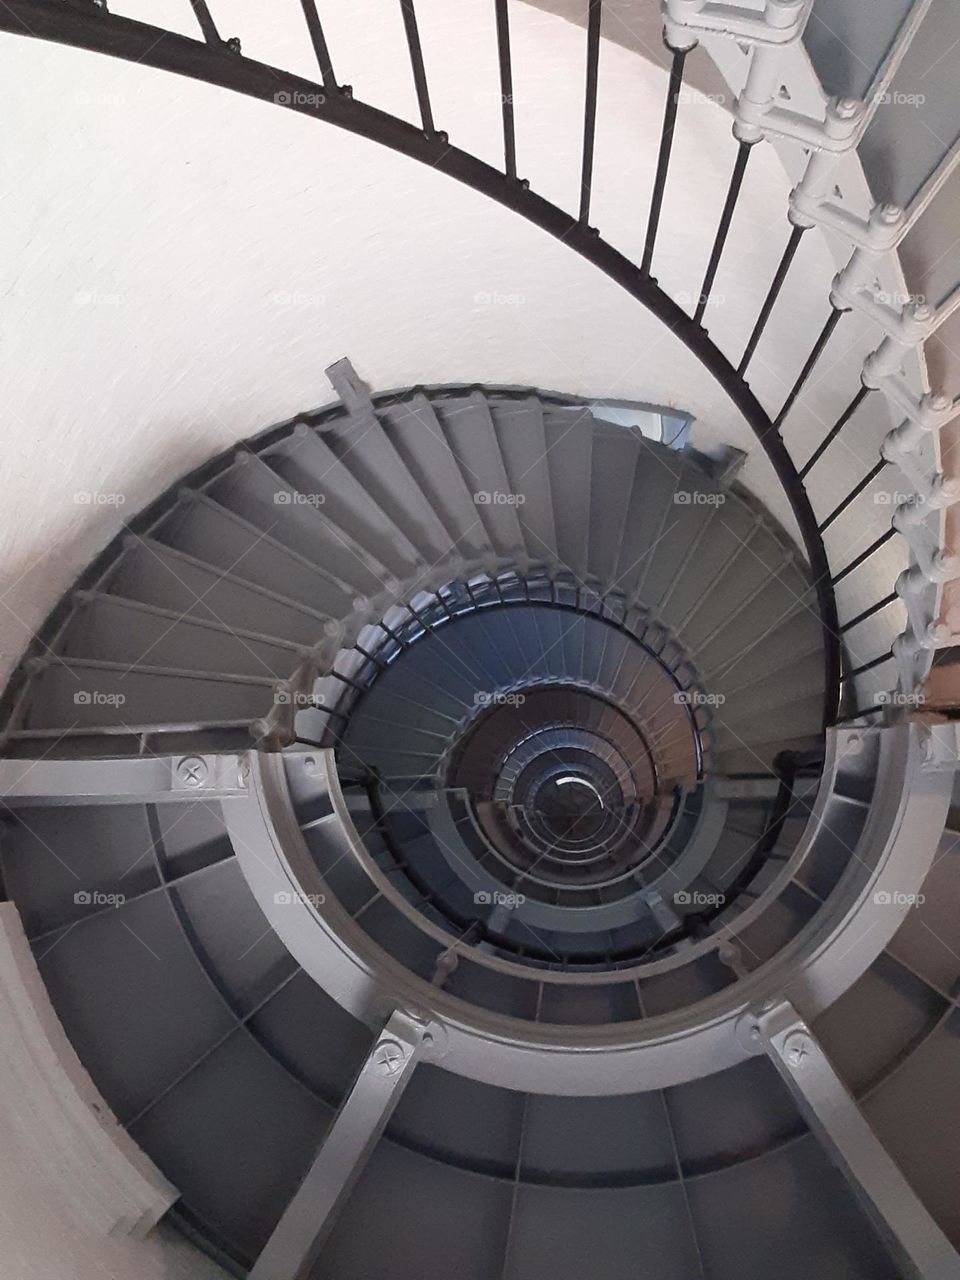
top-left (748, 1000), bottom-right (960, 1280)
top-left (0, 754), bottom-right (249, 806)
top-left (250, 1009), bottom-right (434, 1280)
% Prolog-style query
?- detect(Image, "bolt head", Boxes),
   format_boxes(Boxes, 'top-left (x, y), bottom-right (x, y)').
top-left (782, 1032), bottom-right (812, 1068)
top-left (372, 1039), bottom-right (407, 1076)
top-left (878, 203), bottom-right (903, 225)
top-left (834, 97), bottom-right (861, 119)
top-left (177, 756), bottom-right (208, 788)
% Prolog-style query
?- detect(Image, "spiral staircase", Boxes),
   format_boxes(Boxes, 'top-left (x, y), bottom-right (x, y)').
top-left (1, 2), bottom-right (960, 1280)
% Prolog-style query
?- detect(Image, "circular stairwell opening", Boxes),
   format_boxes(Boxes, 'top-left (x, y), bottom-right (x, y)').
top-left (530, 773), bottom-right (608, 844)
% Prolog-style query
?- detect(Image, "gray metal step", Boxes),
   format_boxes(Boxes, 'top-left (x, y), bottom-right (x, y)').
top-left (323, 403), bottom-right (454, 563)
top-left (159, 494), bottom-right (356, 617)
top-left (263, 425), bottom-right (424, 577)
top-left (206, 456), bottom-right (387, 596)
top-left (488, 398), bottom-right (558, 566)
top-left (63, 593), bottom-right (303, 679)
top-left (433, 392), bottom-right (525, 559)
top-left (106, 539), bottom-right (329, 647)
top-left (378, 395), bottom-right (490, 562)
top-left (542, 408), bottom-right (595, 579)
top-left (23, 658), bottom-right (275, 730)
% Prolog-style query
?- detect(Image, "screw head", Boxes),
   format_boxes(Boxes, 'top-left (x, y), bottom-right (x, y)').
top-left (783, 1032), bottom-right (812, 1068)
top-left (177, 756), bottom-right (208, 788)
top-left (834, 97), bottom-right (861, 119)
top-left (372, 1039), bottom-right (407, 1076)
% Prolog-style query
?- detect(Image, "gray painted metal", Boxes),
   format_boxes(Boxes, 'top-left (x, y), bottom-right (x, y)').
top-left (0, 754), bottom-right (250, 805)
top-left (751, 999), bottom-right (960, 1280)
top-left (219, 725), bottom-right (949, 1094)
top-left (249, 1008), bottom-right (433, 1280)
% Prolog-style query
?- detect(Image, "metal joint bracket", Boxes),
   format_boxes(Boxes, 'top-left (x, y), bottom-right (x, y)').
top-left (919, 722), bottom-right (960, 772)
top-left (0, 754), bottom-right (250, 807)
top-left (324, 356), bottom-right (375, 417)
top-left (743, 999), bottom-right (960, 1280)
top-left (249, 1006), bottom-right (440, 1280)
top-left (662, 0), bottom-right (808, 49)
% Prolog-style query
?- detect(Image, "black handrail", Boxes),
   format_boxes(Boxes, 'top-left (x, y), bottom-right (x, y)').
top-left (0, 0), bottom-right (855, 726)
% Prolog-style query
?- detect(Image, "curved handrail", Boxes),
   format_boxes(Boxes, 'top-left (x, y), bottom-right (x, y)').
top-left (0, 0), bottom-right (842, 724)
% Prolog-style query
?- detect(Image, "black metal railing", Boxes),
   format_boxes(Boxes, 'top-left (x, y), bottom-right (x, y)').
top-left (0, 0), bottom-right (918, 724)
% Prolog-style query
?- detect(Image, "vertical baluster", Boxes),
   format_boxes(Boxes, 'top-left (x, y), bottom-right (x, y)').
top-left (494, 0), bottom-right (517, 180)
top-left (399, 0), bottom-right (435, 137)
top-left (641, 43), bottom-right (688, 277)
top-left (300, 0), bottom-right (338, 91)
top-left (799, 385), bottom-right (872, 478)
top-left (738, 223), bottom-right (807, 374)
top-left (578, 0), bottom-right (602, 226)
top-left (189, 0), bottom-right (221, 45)
top-left (819, 459), bottom-right (887, 533)
top-left (695, 138), bottom-right (754, 325)
top-left (774, 306), bottom-right (844, 429)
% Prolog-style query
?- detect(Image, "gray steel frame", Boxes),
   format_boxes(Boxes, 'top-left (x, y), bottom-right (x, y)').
top-left (3, 724), bottom-right (945, 1096)
top-left (750, 1000), bottom-right (960, 1280)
